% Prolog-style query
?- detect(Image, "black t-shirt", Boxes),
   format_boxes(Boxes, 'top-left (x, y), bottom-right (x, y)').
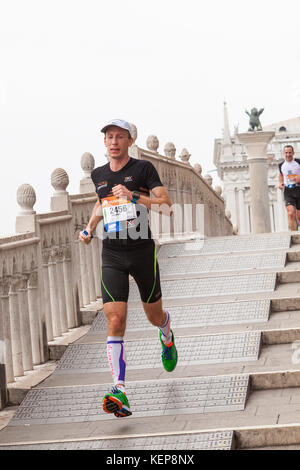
top-left (91, 158), bottom-right (163, 247)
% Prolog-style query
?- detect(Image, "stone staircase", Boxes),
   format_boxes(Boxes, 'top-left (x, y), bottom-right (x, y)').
top-left (1, 232), bottom-right (300, 450)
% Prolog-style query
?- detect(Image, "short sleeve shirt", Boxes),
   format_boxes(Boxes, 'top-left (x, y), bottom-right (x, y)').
top-left (91, 158), bottom-right (163, 247)
top-left (279, 158), bottom-right (300, 188)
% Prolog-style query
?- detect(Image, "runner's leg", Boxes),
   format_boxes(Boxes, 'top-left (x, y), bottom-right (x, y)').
top-left (286, 204), bottom-right (297, 231)
top-left (104, 302), bottom-right (127, 392)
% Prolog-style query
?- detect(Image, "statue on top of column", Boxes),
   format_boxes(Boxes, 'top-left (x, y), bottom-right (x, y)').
top-left (245, 107), bottom-right (264, 131)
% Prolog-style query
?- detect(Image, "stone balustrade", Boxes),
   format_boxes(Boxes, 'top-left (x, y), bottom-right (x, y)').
top-left (0, 124), bottom-right (232, 409)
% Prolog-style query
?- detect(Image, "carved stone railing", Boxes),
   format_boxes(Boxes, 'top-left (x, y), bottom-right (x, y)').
top-left (0, 124), bottom-right (232, 409)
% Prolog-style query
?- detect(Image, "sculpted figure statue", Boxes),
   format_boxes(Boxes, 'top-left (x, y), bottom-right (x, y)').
top-left (245, 107), bottom-right (264, 131)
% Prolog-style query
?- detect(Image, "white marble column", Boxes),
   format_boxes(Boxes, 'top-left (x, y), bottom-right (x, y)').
top-left (78, 242), bottom-right (90, 306)
top-left (27, 271), bottom-right (42, 364)
top-left (225, 188), bottom-right (237, 227)
top-left (91, 239), bottom-right (101, 299)
top-left (17, 275), bottom-right (33, 371)
top-left (41, 250), bottom-right (53, 341)
top-left (48, 250), bottom-right (62, 337)
top-left (9, 278), bottom-right (24, 377)
top-left (0, 279), bottom-right (14, 383)
top-left (237, 132), bottom-right (275, 234)
top-left (86, 243), bottom-right (96, 302)
top-left (63, 244), bottom-right (76, 328)
top-left (276, 187), bottom-right (289, 231)
top-left (55, 248), bottom-right (68, 333)
top-left (238, 188), bottom-right (247, 234)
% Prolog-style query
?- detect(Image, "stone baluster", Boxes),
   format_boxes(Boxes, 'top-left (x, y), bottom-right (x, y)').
top-left (9, 274), bottom-right (24, 377)
top-left (48, 247), bottom-right (62, 337)
top-left (128, 123), bottom-right (138, 158)
top-left (91, 238), bottom-right (101, 299)
top-left (78, 238), bottom-right (91, 306)
top-left (17, 271), bottom-right (33, 371)
top-left (146, 135), bottom-right (159, 153)
top-left (86, 242), bottom-right (96, 302)
top-left (15, 184), bottom-right (36, 233)
top-left (0, 277), bottom-right (14, 383)
top-left (41, 248), bottom-right (53, 341)
top-left (80, 153), bottom-right (95, 194)
top-left (55, 246), bottom-right (68, 334)
top-left (73, 238), bottom-right (84, 309)
top-left (50, 168), bottom-right (70, 212)
top-left (27, 267), bottom-right (42, 364)
top-left (164, 142), bottom-right (176, 160)
top-left (62, 243), bottom-right (77, 328)
top-left (73, 212), bottom-right (84, 309)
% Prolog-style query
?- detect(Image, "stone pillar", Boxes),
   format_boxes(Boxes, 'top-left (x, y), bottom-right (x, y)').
top-left (237, 132), bottom-right (275, 234)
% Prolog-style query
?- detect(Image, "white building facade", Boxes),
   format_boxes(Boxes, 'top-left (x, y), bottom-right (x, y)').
top-left (213, 104), bottom-right (300, 234)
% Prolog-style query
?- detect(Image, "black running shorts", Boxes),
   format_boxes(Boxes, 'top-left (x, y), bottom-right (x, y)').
top-left (100, 240), bottom-right (162, 304)
top-left (284, 187), bottom-right (300, 210)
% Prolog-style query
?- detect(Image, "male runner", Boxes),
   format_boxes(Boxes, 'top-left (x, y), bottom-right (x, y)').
top-left (279, 145), bottom-right (300, 231)
top-left (79, 119), bottom-right (177, 418)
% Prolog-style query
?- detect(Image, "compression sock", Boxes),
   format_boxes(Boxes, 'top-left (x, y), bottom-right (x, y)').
top-left (107, 337), bottom-right (126, 393)
top-left (158, 310), bottom-right (172, 346)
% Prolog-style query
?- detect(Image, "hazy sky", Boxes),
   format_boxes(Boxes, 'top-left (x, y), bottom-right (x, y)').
top-left (1, 0), bottom-right (300, 236)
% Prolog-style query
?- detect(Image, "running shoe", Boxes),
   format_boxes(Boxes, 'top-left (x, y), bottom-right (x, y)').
top-left (159, 329), bottom-right (178, 372)
top-left (102, 386), bottom-right (132, 418)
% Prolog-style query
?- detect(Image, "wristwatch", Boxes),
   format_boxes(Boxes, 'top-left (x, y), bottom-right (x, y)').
top-left (131, 191), bottom-right (140, 204)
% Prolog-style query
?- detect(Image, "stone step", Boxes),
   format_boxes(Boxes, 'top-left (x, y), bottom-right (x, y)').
top-left (158, 233), bottom-right (291, 258)
top-left (129, 273), bottom-right (277, 303)
top-left (158, 252), bottom-right (286, 277)
top-left (4, 381), bottom-right (300, 448)
top-left (0, 430), bottom-right (234, 450)
top-left (38, 333), bottom-right (300, 389)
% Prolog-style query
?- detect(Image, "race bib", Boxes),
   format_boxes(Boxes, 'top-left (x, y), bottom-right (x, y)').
top-left (101, 196), bottom-right (137, 233)
top-left (287, 172), bottom-right (297, 189)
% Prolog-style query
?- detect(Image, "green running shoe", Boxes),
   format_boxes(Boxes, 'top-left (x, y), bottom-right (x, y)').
top-left (159, 330), bottom-right (178, 372)
top-left (102, 386), bottom-right (132, 418)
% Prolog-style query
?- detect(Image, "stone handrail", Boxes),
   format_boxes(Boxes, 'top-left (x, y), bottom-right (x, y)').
top-left (0, 124), bottom-right (232, 409)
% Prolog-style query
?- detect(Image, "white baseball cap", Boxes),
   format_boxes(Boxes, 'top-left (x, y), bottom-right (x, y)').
top-left (101, 119), bottom-right (133, 137)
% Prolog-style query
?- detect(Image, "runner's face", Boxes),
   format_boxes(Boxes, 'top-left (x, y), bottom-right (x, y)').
top-left (284, 147), bottom-right (294, 162)
top-left (104, 126), bottom-right (133, 159)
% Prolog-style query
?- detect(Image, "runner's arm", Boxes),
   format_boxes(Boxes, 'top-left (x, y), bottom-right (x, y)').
top-left (79, 199), bottom-right (103, 244)
top-left (111, 185), bottom-right (173, 216)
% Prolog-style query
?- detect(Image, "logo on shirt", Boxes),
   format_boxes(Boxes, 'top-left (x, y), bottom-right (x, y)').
top-left (124, 176), bottom-right (133, 183)
top-left (97, 181), bottom-right (108, 190)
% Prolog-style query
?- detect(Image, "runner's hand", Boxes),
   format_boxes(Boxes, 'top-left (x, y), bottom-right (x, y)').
top-left (112, 184), bottom-right (133, 200)
top-left (278, 182), bottom-right (284, 190)
top-left (79, 229), bottom-right (93, 244)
